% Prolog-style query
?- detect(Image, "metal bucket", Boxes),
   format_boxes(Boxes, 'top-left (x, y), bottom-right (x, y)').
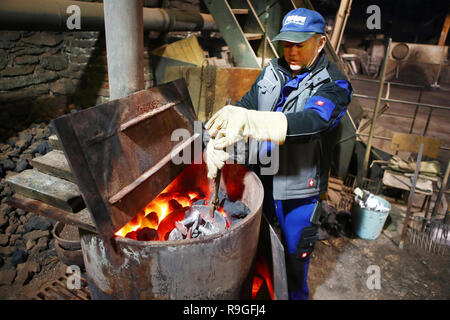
top-left (53, 222), bottom-right (84, 268)
top-left (351, 195), bottom-right (390, 240)
top-left (80, 164), bottom-right (264, 299)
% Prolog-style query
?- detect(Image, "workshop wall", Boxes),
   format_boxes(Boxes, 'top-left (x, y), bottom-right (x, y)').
top-left (0, 0), bottom-right (205, 142)
top-left (0, 29), bottom-right (157, 143)
top-left (0, 30), bottom-right (100, 141)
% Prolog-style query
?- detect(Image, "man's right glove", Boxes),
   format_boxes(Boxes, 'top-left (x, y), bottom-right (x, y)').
top-left (206, 138), bottom-right (230, 179)
top-left (205, 105), bottom-right (288, 150)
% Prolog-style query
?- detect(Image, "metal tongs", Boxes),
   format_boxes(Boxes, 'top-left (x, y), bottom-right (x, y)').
top-left (208, 98), bottom-right (231, 219)
top-left (209, 168), bottom-right (221, 218)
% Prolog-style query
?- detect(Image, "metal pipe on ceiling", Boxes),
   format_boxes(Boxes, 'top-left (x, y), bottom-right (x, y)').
top-left (0, 0), bottom-right (217, 32)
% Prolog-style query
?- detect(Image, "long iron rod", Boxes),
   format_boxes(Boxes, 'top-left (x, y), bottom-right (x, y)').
top-left (361, 38), bottom-right (391, 180)
top-left (209, 169), bottom-right (221, 218)
top-left (261, 4), bottom-right (270, 69)
top-left (353, 94), bottom-right (450, 111)
top-left (335, 0), bottom-right (352, 54)
top-left (399, 143), bottom-right (424, 249)
top-left (423, 108), bottom-right (433, 136)
top-left (337, 132), bottom-right (450, 152)
top-left (330, 0), bottom-right (350, 50)
top-left (431, 160), bottom-right (450, 220)
top-left (409, 88), bottom-right (422, 134)
top-left (350, 76), bottom-right (424, 88)
top-left (209, 97), bottom-right (232, 218)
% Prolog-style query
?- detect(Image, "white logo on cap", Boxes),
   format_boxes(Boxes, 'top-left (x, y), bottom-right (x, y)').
top-left (284, 15), bottom-right (306, 26)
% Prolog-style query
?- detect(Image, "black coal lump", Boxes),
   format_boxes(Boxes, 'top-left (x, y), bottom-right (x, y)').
top-left (11, 250), bottom-right (28, 266)
top-left (222, 199), bottom-right (250, 219)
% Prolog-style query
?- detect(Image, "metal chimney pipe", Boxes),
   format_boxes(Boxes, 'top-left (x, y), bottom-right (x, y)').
top-left (103, 0), bottom-right (144, 100)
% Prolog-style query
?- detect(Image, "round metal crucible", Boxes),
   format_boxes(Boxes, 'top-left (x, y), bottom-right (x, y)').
top-left (80, 164), bottom-right (264, 299)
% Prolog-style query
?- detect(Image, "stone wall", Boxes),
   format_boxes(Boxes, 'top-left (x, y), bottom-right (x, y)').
top-left (0, 30), bottom-right (105, 142)
top-left (0, 30), bottom-right (157, 143)
top-left (0, 0), bottom-right (203, 143)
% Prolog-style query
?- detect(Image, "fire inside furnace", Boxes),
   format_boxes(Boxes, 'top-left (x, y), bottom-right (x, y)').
top-left (114, 165), bottom-right (251, 241)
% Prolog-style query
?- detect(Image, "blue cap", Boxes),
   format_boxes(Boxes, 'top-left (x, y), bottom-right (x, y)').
top-left (272, 8), bottom-right (326, 43)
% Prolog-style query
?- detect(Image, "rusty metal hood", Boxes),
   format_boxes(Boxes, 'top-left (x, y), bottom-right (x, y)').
top-left (51, 79), bottom-right (200, 239)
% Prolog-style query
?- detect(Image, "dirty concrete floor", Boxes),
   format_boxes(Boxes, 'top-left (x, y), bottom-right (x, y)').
top-left (1, 204), bottom-right (449, 300)
top-left (308, 204), bottom-right (450, 300)
top-left (304, 76), bottom-right (449, 300)
top-left (0, 256), bottom-right (66, 300)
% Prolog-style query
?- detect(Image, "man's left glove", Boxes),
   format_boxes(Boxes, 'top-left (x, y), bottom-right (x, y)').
top-left (205, 105), bottom-right (288, 149)
top-left (206, 138), bottom-right (230, 179)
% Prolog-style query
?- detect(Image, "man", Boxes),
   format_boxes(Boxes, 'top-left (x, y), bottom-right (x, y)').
top-left (205, 8), bottom-right (353, 300)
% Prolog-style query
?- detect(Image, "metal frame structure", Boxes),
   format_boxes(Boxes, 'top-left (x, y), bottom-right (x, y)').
top-left (351, 78), bottom-right (450, 152)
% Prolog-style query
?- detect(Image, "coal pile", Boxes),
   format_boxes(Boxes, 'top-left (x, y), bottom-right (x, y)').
top-left (318, 200), bottom-right (353, 240)
top-left (167, 205), bottom-right (227, 240)
top-left (0, 123), bottom-right (58, 290)
top-left (167, 193), bottom-right (251, 241)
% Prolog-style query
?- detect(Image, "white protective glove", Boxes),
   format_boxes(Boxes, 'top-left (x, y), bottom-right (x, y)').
top-left (205, 105), bottom-right (288, 149)
top-left (206, 138), bottom-right (230, 179)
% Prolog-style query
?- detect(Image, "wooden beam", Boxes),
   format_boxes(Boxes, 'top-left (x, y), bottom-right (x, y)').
top-left (330, 0), bottom-right (352, 51)
top-left (6, 169), bottom-right (84, 213)
top-left (7, 194), bottom-right (96, 233)
top-left (31, 150), bottom-right (75, 183)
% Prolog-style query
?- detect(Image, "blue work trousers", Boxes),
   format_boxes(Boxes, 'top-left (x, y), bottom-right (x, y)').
top-left (261, 176), bottom-right (318, 300)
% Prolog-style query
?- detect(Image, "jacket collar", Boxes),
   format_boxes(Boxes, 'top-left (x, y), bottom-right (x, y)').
top-left (273, 51), bottom-right (328, 79)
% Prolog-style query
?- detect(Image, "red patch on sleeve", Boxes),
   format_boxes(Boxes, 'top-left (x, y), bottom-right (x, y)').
top-left (315, 100), bottom-right (325, 106)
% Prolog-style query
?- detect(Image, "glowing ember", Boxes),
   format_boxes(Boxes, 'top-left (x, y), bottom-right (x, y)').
top-left (114, 164), bottom-right (250, 242)
top-left (252, 275), bottom-right (264, 299)
top-left (114, 188), bottom-right (210, 240)
top-left (217, 206), bottom-right (231, 228)
top-left (252, 254), bottom-right (274, 300)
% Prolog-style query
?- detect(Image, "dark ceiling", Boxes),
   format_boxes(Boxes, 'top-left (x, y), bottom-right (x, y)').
top-left (312, 0), bottom-right (449, 44)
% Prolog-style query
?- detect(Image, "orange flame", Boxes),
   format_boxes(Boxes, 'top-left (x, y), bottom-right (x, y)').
top-left (217, 206), bottom-right (231, 228)
top-left (252, 254), bottom-right (274, 300)
top-left (252, 276), bottom-right (264, 299)
top-left (114, 164), bottom-right (226, 240)
top-left (114, 191), bottom-right (204, 238)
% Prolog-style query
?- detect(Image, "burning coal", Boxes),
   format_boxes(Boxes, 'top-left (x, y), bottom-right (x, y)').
top-left (114, 180), bottom-right (250, 242)
top-left (167, 205), bottom-right (227, 240)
